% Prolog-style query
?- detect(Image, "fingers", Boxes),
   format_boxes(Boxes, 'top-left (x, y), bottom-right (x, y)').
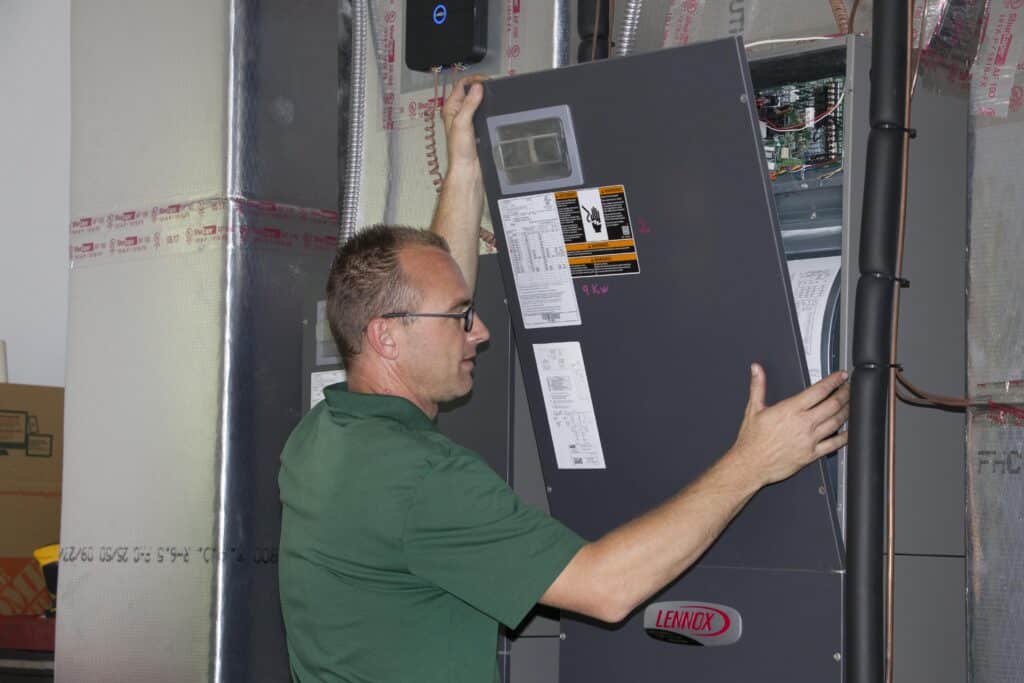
top-left (453, 81), bottom-right (484, 128)
top-left (814, 430), bottom-right (848, 458)
top-left (746, 363), bottom-right (766, 415)
top-left (794, 370), bottom-right (849, 410)
top-left (813, 402), bottom-right (850, 441)
top-left (443, 75), bottom-right (486, 124)
top-left (807, 381), bottom-right (850, 427)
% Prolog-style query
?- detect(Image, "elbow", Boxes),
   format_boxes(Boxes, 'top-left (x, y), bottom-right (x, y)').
top-left (587, 583), bottom-right (637, 624)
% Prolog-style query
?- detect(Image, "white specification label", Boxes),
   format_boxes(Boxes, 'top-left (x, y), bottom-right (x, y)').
top-left (498, 193), bottom-right (581, 329)
top-left (533, 342), bottom-right (606, 470)
top-left (310, 369), bottom-right (346, 409)
top-left (787, 255), bottom-right (841, 384)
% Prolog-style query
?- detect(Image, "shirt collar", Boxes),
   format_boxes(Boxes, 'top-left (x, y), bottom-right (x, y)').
top-left (323, 383), bottom-right (436, 432)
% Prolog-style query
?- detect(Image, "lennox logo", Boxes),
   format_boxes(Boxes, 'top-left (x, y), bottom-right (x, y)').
top-left (643, 601), bottom-right (742, 647)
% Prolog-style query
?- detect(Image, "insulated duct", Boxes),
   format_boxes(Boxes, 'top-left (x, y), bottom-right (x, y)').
top-left (846, 1), bottom-right (913, 681)
top-left (58, 2), bottom-right (341, 680)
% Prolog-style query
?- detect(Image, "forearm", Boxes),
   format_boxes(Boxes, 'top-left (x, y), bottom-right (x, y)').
top-left (544, 448), bottom-right (762, 622)
top-left (594, 449), bottom-right (759, 614)
top-left (430, 160), bottom-right (485, 291)
top-left (540, 366), bottom-right (850, 624)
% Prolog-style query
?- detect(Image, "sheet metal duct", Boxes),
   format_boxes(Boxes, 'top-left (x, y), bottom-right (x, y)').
top-left (58, 1), bottom-right (340, 680)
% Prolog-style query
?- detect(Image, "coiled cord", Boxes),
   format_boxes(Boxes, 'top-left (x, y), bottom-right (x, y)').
top-left (424, 67), bottom-right (446, 192)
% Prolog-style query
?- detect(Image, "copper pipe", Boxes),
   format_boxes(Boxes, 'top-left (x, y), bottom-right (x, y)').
top-left (884, 4), bottom-right (916, 681)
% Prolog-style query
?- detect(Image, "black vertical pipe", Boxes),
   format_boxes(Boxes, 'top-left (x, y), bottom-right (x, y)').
top-left (846, 1), bottom-right (911, 682)
top-left (577, 0), bottom-right (610, 62)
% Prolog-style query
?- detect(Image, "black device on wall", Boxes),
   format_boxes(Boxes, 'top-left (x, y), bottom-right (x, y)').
top-left (405, 0), bottom-right (488, 71)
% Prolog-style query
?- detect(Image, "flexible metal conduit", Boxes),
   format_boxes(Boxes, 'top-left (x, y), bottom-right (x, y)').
top-left (614, 0), bottom-right (644, 57)
top-left (339, 0), bottom-right (367, 243)
top-left (845, 1), bottom-right (912, 681)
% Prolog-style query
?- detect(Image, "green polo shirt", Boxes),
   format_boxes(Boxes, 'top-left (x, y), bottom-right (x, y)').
top-left (279, 384), bottom-right (586, 683)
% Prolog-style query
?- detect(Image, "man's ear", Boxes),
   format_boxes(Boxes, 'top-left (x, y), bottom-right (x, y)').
top-left (365, 317), bottom-right (399, 360)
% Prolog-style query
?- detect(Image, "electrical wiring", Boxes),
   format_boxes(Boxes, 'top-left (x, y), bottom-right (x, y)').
top-left (609, 0), bottom-right (616, 54)
top-left (761, 90), bottom-right (846, 132)
top-left (820, 163), bottom-right (844, 180)
top-left (828, 0), bottom-right (851, 35)
top-left (745, 35), bottom-right (834, 49)
top-left (896, 371), bottom-right (969, 409)
top-left (848, 0), bottom-right (862, 35)
top-left (424, 67), bottom-right (445, 192)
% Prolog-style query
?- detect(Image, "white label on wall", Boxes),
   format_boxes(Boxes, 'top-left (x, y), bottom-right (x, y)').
top-left (533, 342), bottom-right (606, 470)
top-left (497, 193), bottom-right (581, 329)
top-left (310, 369), bottom-right (346, 409)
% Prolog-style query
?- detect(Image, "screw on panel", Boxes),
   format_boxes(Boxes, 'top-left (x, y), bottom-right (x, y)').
top-left (546, 486), bottom-right (553, 493)
top-left (818, 486), bottom-right (827, 495)
top-left (559, 632), bottom-right (566, 640)
top-left (739, 93), bottom-right (748, 104)
top-left (833, 652), bottom-right (842, 662)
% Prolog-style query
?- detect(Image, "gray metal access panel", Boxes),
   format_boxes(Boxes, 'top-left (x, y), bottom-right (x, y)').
top-left (475, 37), bottom-right (844, 681)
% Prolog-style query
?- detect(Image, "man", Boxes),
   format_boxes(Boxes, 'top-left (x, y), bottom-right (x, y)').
top-left (279, 77), bottom-right (850, 682)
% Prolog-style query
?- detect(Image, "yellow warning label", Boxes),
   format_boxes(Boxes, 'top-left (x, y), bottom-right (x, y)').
top-left (568, 253), bottom-right (639, 266)
top-left (565, 239), bottom-right (634, 253)
top-left (554, 184), bottom-right (640, 278)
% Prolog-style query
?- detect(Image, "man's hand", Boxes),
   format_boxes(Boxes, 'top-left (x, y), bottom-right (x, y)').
top-left (541, 364), bottom-right (850, 624)
top-left (441, 75), bottom-right (486, 174)
top-left (728, 364), bottom-right (850, 487)
top-left (431, 75), bottom-right (488, 290)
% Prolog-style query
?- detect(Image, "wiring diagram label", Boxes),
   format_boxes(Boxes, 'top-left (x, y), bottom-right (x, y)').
top-left (497, 193), bottom-right (582, 329)
top-left (533, 342), bottom-right (606, 470)
top-left (787, 255), bottom-right (842, 384)
top-left (556, 185), bottom-right (642, 278)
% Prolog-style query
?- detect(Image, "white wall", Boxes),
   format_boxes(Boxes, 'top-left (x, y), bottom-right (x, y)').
top-left (0, 0), bottom-right (71, 387)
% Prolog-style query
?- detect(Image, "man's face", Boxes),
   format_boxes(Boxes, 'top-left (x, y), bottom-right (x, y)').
top-left (393, 246), bottom-right (490, 410)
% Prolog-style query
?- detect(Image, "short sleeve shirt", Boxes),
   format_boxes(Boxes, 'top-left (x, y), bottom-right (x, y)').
top-left (278, 384), bottom-right (586, 683)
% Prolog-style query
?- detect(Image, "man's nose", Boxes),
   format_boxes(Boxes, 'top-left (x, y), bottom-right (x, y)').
top-left (469, 313), bottom-right (490, 345)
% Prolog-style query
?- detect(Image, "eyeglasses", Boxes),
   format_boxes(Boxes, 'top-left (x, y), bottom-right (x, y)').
top-left (381, 302), bottom-right (476, 332)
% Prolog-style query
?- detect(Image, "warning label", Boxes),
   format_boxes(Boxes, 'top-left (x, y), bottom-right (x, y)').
top-left (554, 185), bottom-right (640, 278)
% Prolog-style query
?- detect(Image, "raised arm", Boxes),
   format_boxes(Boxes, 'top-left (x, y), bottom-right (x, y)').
top-left (430, 75), bottom-right (487, 294)
top-left (540, 365), bottom-right (850, 623)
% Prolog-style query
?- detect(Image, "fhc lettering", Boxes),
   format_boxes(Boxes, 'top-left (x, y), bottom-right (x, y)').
top-left (654, 608), bottom-right (720, 633)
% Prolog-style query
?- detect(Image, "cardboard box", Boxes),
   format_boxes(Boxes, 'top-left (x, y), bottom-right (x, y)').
top-left (0, 384), bottom-right (63, 616)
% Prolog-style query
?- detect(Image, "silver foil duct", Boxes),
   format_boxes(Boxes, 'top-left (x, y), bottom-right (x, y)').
top-left (58, 1), bottom-right (341, 680)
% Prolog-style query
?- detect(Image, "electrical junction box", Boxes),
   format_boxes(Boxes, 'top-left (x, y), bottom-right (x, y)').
top-left (405, 0), bottom-right (488, 72)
